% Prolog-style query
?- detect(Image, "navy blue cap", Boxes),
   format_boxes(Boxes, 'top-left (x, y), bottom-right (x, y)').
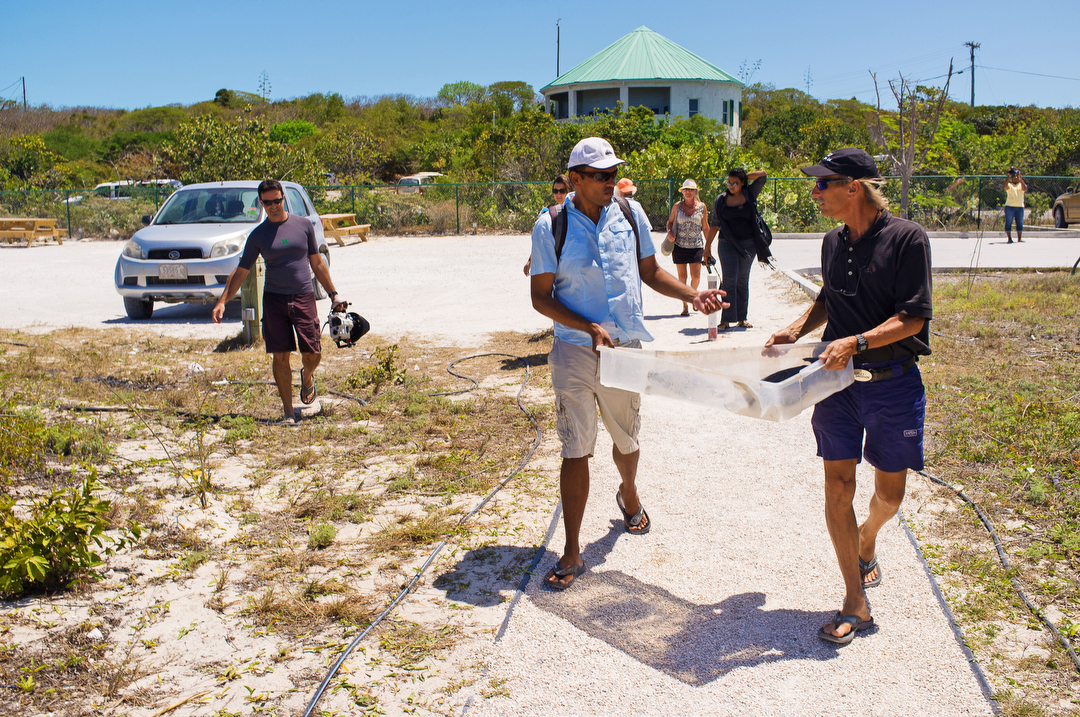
top-left (801, 148), bottom-right (880, 180)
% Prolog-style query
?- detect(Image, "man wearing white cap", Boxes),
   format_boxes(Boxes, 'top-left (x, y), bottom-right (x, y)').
top-left (529, 137), bottom-right (725, 590)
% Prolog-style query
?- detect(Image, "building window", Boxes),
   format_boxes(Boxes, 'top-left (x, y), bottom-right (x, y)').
top-left (721, 101), bottom-right (728, 124)
top-left (689, 98), bottom-right (699, 118)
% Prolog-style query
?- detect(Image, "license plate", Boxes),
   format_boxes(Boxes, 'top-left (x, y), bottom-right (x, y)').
top-left (159, 263), bottom-right (187, 280)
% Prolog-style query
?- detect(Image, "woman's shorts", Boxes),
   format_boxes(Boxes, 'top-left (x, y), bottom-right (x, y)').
top-left (672, 246), bottom-right (704, 265)
top-left (811, 361), bottom-right (925, 472)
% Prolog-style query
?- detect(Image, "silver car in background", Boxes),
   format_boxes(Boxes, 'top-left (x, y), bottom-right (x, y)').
top-left (114, 180), bottom-right (331, 319)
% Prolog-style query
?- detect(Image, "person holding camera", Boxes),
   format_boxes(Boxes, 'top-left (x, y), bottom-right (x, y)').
top-left (212, 180), bottom-right (346, 426)
top-left (1004, 168), bottom-right (1027, 243)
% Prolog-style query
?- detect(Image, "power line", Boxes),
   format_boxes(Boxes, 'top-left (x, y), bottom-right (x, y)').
top-left (979, 64), bottom-right (1080, 83)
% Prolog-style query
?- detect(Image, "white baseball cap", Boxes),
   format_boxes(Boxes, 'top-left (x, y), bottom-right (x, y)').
top-left (568, 137), bottom-right (626, 170)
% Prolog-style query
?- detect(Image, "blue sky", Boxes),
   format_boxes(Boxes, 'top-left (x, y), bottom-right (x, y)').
top-left (2, 0), bottom-right (1077, 110)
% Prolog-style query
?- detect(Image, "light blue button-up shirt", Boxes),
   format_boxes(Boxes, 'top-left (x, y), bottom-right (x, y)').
top-left (530, 197), bottom-right (656, 347)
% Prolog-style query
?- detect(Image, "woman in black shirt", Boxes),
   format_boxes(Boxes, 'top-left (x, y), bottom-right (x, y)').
top-left (705, 168), bottom-right (768, 329)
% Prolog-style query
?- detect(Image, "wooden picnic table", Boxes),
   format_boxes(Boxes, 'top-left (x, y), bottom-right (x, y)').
top-left (0, 217), bottom-right (66, 247)
top-left (320, 213), bottom-right (370, 247)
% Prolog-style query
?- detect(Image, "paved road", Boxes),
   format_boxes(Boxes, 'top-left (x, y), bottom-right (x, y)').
top-left (3, 231), bottom-right (1078, 344)
top-left (773, 229), bottom-right (1080, 272)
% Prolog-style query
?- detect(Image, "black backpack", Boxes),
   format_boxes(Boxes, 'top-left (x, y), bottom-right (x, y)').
top-left (549, 196), bottom-right (641, 263)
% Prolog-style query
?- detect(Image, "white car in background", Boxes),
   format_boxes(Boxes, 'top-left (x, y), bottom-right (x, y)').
top-left (114, 180), bottom-right (331, 319)
top-left (395, 171), bottom-right (444, 194)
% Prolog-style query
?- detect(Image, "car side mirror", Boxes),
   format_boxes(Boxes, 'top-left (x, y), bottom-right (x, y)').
top-left (141, 215), bottom-right (152, 226)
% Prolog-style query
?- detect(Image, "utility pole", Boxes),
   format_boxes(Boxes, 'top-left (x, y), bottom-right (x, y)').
top-left (556, 19), bottom-right (561, 77)
top-left (22, 76), bottom-right (26, 109)
top-left (964, 41), bottom-right (980, 107)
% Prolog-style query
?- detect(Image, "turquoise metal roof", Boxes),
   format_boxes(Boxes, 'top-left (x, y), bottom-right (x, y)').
top-left (541, 26), bottom-right (742, 91)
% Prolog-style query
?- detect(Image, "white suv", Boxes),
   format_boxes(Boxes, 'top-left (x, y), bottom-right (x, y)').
top-left (114, 180), bottom-right (331, 319)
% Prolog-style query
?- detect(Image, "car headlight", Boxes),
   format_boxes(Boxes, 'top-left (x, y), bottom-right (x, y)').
top-left (122, 239), bottom-right (144, 259)
top-left (210, 238), bottom-right (243, 258)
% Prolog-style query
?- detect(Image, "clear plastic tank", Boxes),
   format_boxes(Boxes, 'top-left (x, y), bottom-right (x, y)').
top-left (599, 341), bottom-right (853, 422)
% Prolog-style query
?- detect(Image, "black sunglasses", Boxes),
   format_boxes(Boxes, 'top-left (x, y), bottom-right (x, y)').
top-left (814, 177), bottom-right (851, 191)
top-left (552, 187), bottom-right (568, 195)
top-left (261, 197), bottom-right (284, 206)
top-left (577, 169), bottom-right (619, 183)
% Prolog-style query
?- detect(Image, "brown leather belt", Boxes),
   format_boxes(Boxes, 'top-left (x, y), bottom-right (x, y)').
top-left (852, 355), bottom-right (916, 383)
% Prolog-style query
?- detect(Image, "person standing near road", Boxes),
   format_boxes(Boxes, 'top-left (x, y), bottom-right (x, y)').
top-left (665, 179), bottom-right (709, 316)
top-left (212, 179), bottom-right (346, 426)
top-left (1004, 167), bottom-right (1027, 243)
top-left (530, 137), bottom-right (725, 590)
top-left (765, 148), bottom-right (933, 645)
top-left (705, 168), bottom-right (770, 330)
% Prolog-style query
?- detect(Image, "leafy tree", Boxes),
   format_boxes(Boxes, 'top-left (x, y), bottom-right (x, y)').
top-left (0, 135), bottom-right (71, 189)
top-left (163, 111), bottom-right (319, 185)
top-left (269, 119), bottom-right (317, 144)
top-left (214, 89), bottom-right (234, 107)
top-left (487, 81), bottom-right (537, 117)
top-left (437, 81), bottom-right (486, 107)
top-left (314, 123), bottom-right (386, 182)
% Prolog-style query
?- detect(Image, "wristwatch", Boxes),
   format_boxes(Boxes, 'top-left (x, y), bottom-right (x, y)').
top-left (855, 334), bottom-right (869, 353)
top-left (328, 291), bottom-right (338, 298)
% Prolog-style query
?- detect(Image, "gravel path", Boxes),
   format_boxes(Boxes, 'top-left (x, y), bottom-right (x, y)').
top-left (4, 231), bottom-right (1046, 715)
top-left (462, 268), bottom-right (995, 717)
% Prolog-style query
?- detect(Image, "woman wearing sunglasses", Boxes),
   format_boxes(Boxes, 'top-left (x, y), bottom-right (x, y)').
top-left (524, 175), bottom-right (572, 276)
top-left (665, 179), bottom-right (710, 316)
top-left (705, 168), bottom-right (769, 330)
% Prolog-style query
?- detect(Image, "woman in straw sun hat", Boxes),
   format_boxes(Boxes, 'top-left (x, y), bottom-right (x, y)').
top-left (665, 179), bottom-right (709, 316)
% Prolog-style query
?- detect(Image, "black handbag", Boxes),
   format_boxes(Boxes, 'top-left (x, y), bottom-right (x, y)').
top-left (755, 210), bottom-right (773, 247)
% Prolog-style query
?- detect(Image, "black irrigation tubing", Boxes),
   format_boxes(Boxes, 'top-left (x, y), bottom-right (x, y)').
top-left (300, 353), bottom-right (543, 717)
top-left (918, 468), bottom-right (1080, 674)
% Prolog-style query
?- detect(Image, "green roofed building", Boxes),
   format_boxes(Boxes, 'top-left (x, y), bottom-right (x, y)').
top-left (541, 26), bottom-right (744, 139)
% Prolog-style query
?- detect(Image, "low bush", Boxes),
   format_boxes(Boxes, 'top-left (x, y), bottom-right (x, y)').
top-left (307, 522), bottom-right (336, 549)
top-left (69, 196), bottom-right (157, 239)
top-left (0, 469), bottom-right (141, 598)
top-left (345, 345), bottom-right (406, 392)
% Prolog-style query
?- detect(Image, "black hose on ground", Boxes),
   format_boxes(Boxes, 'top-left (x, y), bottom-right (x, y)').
top-left (917, 469), bottom-right (1080, 674)
top-left (300, 352), bottom-right (543, 717)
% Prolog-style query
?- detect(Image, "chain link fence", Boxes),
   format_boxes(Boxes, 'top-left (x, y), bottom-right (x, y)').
top-left (0, 186), bottom-right (179, 240)
top-left (2, 177), bottom-right (1076, 239)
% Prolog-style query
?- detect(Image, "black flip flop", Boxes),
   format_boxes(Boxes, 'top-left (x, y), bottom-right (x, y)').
top-left (616, 491), bottom-right (651, 535)
top-left (545, 559), bottom-right (586, 591)
top-left (860, 556), bottom-right (882, 588)
top-left (300, 373), bottom-right (317, 405)
top-left (818, 612), bottom-right (874, 645)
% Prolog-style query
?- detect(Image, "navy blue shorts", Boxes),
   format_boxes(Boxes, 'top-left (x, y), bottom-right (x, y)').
top-left (811, 360), bottom-right (926, 472)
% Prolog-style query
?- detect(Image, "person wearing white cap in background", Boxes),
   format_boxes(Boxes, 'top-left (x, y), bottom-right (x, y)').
top-left (665, 179), bottom-right (710, 316)
top-left (529, 137), bottom-right (726, 590)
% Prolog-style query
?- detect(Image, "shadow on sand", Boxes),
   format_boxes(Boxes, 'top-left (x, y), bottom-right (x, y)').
top-left (532, 574), bottom-right (842, 684)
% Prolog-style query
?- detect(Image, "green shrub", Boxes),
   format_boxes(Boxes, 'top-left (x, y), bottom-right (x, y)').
top-left (0, 470), bottom-right (141, 598)
top-left (219, 415), bottom-right (257, 443)
top-left (307, 522), bottom-right (336, 549)
top-left (345, 345), bottom-right (406, 392)
top-left (69, 195), bottom-right (157, 239)
top-left (0, 405), bottom-right (46, 480)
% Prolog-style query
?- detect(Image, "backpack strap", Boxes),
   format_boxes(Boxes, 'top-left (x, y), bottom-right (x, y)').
top-left (553, 198), bottom-right (641, 263)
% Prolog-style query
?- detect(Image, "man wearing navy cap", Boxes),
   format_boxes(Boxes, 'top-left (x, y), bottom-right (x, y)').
top-left (766, 148), bottom-right (933, 644)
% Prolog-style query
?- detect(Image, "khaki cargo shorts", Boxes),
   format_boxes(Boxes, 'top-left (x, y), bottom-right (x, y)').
top-left (550, 337), bottom-right (641, 459)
